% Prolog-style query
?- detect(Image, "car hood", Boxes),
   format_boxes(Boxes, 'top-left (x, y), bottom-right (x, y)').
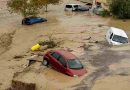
top-left (69, 68), bottom-right (87, 76)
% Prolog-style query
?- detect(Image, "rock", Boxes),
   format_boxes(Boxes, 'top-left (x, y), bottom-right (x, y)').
top-left (89, 40), bottom-right (99, 43)
top-left (83, 37), bottom-right (91, 40)
top-left (39, 45), bottom-right (48, 51)
top-left (13, 55), bottom-right (24, 59)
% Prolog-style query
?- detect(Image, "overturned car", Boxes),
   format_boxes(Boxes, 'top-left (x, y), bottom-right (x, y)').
top-left (106, 27), bottom-right (129, 45)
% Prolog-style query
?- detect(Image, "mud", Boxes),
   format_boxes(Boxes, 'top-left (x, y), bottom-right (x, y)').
top-left (72, 40), bottom-right (130, 90)
top-left (0, 0), bottom-right (130, 90)
top-left (8, 80), bottom-right (36, 90)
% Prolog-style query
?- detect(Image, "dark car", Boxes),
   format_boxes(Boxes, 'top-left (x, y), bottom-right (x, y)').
top-left (22, 17), bottom-right (47, 25)
top-left (43, 49), bottom-right (87, 77)
top-left (75, 5), bottom-right (89, 11)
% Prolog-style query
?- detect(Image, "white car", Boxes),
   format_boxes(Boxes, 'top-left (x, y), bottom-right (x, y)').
top-left (106, 27), bottom-right (129, 45)
top-left (65, 4), bottom-right (89, 11)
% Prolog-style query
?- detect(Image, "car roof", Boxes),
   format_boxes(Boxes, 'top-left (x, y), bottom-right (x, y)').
top-left (25, 16), bottom-right (42, 19)
top-left (53, 49), bottom-right (76, 60)
top-left (109, 27), bottom-right (128, 38)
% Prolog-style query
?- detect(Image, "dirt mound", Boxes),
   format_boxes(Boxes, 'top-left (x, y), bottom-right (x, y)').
top-left (7, 80), bottom-right (36, 90)
top-left (0, 33), bottom-right (13, 48)
top-left (0, 31), bottom-right (15, 55)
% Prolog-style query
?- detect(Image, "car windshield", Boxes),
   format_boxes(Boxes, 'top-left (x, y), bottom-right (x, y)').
top-left (112, 35), bottom-right (128, 43)
top-left (78, 5), bottom-right (83, 8)
top-left (67, 59), bottom-right (83, 69)
top-left (66, 5), bottom-right (72, 8)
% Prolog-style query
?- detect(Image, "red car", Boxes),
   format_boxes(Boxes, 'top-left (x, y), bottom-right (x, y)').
top-left (43, 49), bottom-right (87, 77)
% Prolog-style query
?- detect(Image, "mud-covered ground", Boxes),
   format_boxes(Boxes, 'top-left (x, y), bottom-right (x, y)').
top-left (0, 0), bottom-right (130, 90)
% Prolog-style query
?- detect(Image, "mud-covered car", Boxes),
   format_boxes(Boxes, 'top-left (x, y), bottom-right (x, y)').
top-left (65, 4), bottom-right (89, 11)
top-left (43, 49), bottom-right (87, 77)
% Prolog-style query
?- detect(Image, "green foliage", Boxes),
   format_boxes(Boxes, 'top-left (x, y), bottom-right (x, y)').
top-left (43, 0), bottom-right (61, 12)
top-left (7, 0), bottom-right (61, 17)
top-left (100, 9), bottom-right (110, 17)
top-left (38, 34), bottom-right (61, 49)
top-left (110, 0), bottom-right (130, 19)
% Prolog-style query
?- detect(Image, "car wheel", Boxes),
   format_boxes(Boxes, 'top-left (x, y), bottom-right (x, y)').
top-left (43, 59), bottom-right (49, 66)
top-left (22, 20), bottom-right (24, 25)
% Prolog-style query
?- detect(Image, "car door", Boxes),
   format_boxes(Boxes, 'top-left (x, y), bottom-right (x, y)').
top-left (25, 18), bottom-right (30, 24)
top-left (73, 5), bottom-right (79, 11)
top-left (57, 55), bottom-right (67, 73)
top-left (31, 18), bottom-right (38, 24)
top-left (50, 52), bottom-right (61, 71)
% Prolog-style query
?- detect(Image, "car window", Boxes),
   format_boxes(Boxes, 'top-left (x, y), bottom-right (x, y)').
top-left (51, 52), bottom-right (60, 60)
top-left (74, 5), bottom-right (78, 8)
top-left (68, 59), bottom-right (83, 69)
top-left (26, 18), bottom-right (30, 21)
top-left (66, 5), bottom-right (72, 8)
top-left (112, 35), bottom-right (128, 43)
top-left (58, 56), bottom-right (66, 67)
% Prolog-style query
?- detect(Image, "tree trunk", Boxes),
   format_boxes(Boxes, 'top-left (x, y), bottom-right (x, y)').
top-left (45, 4), bottom-right (48, 12)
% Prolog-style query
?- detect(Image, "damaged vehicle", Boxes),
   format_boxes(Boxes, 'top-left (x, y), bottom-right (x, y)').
top-left (22, 17), bottom-right (47, 25)
top-left (93, 6), bottom-right (104, 15)
top-left (106, 27), bottom-right (129, 45)
top-left (65, 4), bottom-right (89, 11)
top-left (43, 49), bottom-right (87, 77)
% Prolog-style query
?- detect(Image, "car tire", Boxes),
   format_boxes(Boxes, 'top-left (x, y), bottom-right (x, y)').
top-left (43, 59), bottom-right (49, 66)
top-left (22, 20), bottom-right (25, 25)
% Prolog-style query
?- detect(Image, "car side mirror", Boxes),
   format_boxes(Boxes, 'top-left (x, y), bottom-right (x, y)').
top-left (64, 64), bottom-right (67, 68)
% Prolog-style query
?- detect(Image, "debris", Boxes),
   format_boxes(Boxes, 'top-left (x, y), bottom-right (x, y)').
top-left (0, 33), bottom-right (13, 48)
top-left (66, 48), bottom-right (73, 52)
top-left (7, 80), bottom-right (36, 90)
top-left (13, 55), bottom-right (24, 59)
top-left (83, 37), bottom-right (91, 40)
top-left (89, 40), bottom-right (99, 43)
top-left (31, 44), bottom-right (41, 51)
top-left (0, 83), bottom-right (2, 86)
top-left (80, 44), bottom-right (93, 50)
top-left (39, 45), bottom-right (48, 51)
top-left (98, 24), bottom-right (104, 27)
top-left (27, 55), bottom-right (43, 66)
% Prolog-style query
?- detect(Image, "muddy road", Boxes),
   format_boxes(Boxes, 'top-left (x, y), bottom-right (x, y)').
top-left (0, 0), bottom-right (130, 90)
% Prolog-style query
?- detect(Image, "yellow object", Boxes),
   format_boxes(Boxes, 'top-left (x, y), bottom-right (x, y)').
top-left (31, 44), bottom-right (41, 51)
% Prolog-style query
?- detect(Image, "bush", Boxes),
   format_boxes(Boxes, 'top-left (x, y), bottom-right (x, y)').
top-left (38, 34), bottom-right (61, 49)
top-left (100, 9), bottom-right (110, 17)
top-left (110, 0), bottom-right (130, 19)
